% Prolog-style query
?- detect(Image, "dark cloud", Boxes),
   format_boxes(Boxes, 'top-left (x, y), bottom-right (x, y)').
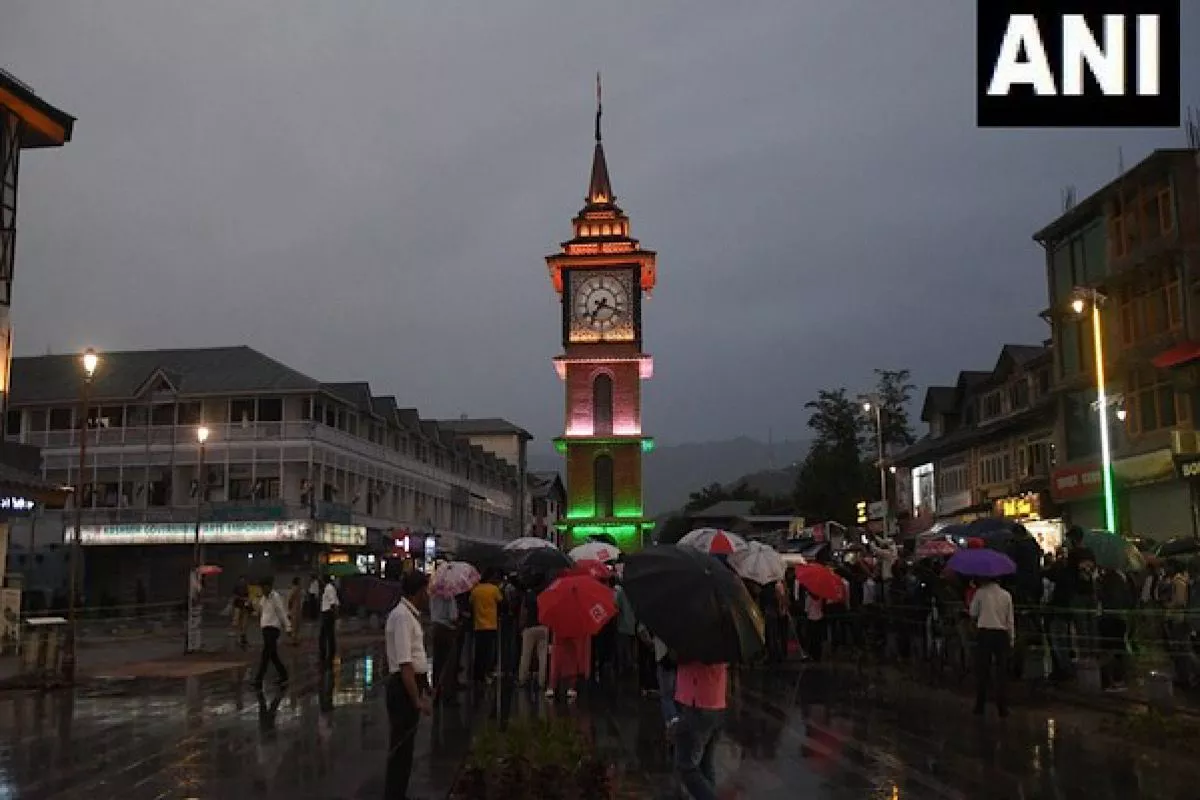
top-left (5, 1), bottom-right (1198, 445)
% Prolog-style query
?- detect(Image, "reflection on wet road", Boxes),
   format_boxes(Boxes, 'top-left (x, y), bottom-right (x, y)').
top-left (0, 650), bottom-right (1197, 799)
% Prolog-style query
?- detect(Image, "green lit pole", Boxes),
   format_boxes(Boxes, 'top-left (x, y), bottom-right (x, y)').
top-left (1073, 288), bottom-right (1117, 532)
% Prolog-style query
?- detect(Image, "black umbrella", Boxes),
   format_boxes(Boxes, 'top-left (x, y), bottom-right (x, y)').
top-left (1156, 537), bottom-right (1200, 559)
top-left (622, 546), bottom-right (765, 665)
top-left (509, 546), bottom-right (572, 580)
top-left (587, 533), bottom-right (620, 548)
top-left (455, 541), bottom-right (507, 573)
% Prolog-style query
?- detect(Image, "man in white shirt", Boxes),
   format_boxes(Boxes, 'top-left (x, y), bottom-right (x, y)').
top-left (319, 576), bottom-right (340, 668)
top-left (253, 576), bottom-right (292, 688)
top-left (969, 577), bottom-right (1014, 717)
top-left (385, 571), bottom-right (432, 799)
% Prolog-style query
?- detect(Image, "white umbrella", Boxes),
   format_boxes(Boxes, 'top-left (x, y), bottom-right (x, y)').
top-left (677, 528), bottom-right (748, 556)
top-left (729, 541), bottom-right (787, 585)
top-left (429, 561), bottom-right (481, 598)
top-left (502, 537), bottom-right (556, 551)
top-left (569, 541), bottom-right (621, 563)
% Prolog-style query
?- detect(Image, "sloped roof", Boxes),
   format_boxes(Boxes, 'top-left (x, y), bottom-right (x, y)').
top-left (690, 500), bottom-right (757, 519)
top-left (437, 418), bottom-right (533, 440)
top-left (920, 386), bottom-right (958, 422)
top-left (321, 382), bottom-right (377, 415)
top-left (10, 347), bottom-right (319, 404)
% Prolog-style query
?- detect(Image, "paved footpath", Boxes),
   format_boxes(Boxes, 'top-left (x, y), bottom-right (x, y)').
top-left (2, 645), bottom-right (1200, 799)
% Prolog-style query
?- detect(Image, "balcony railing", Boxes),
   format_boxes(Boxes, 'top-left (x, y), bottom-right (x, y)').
top-left (9, 421), bottom-right (515, 511)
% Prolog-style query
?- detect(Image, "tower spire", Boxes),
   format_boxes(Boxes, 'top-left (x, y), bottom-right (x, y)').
top-left (587, 72), bottom-right (613, 204)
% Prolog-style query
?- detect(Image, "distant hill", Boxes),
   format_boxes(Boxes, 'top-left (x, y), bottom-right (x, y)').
top-left (526, 436), bottom-right (809, 516)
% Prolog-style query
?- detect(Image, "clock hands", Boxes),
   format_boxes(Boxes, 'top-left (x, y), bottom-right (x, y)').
top-left (589, 296), bottom-right (612, 321)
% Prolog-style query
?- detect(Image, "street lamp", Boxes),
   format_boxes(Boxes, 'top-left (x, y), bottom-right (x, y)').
top-left (1071, 286), bottom-right (1117, 532)
top-left (186, 424), bottom-right (209, 654)
top-left (63, 347), bottom-right (99, 682)
top-left (860, 394), bottom-right (887, 528)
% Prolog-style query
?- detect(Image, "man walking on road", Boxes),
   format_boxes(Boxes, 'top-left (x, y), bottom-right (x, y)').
top-left (319, 576), bottom-right (340, 668)
top-left (253, 576), bottom-right (291, 689)
top-left (385, 571), bottom-right (432, 799)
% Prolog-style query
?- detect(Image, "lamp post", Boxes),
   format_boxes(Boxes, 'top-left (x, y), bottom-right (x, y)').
top-left (63, 348), bottom-right (99, 683)
top-left (1071, 286), bottom-right (1118, 532)
top-left (861, 395), bottom-right (888, 530)
top-left (185, 425), bottom-right (209, 654)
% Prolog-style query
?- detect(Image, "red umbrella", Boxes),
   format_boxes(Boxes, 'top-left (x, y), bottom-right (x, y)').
top-left (537, 575), bottom-right (617, 638)
top-left (564, 559), bottom-right (613, 581)
top-left (915, 539), bottom-right (956, 558)
top-left (966, 537), bottom-right (986, 549)
top-left (198, 564), bottom-right (223, 576)
top-left (793, 564), bottom-right (847, 603)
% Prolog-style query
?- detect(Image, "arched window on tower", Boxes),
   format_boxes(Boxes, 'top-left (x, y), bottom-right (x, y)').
top-left (594, 454), bottom-right (614, 518)
top-left (592, 374), bottom-right (613, 436)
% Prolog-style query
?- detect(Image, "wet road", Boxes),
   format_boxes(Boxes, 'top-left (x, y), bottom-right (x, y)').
top-left (0, 650), bottom-right (1197, 799)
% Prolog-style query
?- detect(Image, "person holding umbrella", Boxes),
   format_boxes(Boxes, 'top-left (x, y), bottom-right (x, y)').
top-left (538, 573), bottom-right (617, 701)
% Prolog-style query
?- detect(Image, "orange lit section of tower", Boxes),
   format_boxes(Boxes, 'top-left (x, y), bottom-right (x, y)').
top-left (546, 77), bottom-right (656, 551)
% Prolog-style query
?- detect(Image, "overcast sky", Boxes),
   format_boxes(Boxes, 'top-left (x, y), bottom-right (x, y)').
top-left (4, 1), bottom-right (1198, 447)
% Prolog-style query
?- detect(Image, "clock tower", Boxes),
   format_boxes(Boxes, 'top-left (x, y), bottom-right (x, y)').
top-left (546, 78), bottom-right (657, 552)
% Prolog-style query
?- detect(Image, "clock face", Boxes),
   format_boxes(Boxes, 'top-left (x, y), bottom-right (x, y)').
top-left (573, 273), bottom-right (630, 333)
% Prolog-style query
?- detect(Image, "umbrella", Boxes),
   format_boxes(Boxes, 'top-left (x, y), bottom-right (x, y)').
top-left (965, 517), bottom-right (1018, 537)
top-left (729, 541), bottom-right (786, 585)
top-left (455, 541), bottom-right (508, 572)
top-left (429, 561), bottom-right (481, 598)
top-left (536, 575), bottom-right (616, 638)
top-left (197, 564), bottom-right (223, 576)
top-left (1081, 530), bottom-right (1146, 572)
top-left (511, 546), bottom-right (572, 577)
top-left (586, 533), bottom-right (620, 547)
top-left (623, 546), bottom-right (764, 664)
top-left (966, 537), bottom-right (986, 549)
top-left (1155, 537), bottom-right (1200, 559)
top-left (569, 541), bottom-right (621, 563)
top-left (325, 562), bottom-right (360, 578)
top-left (563, 558), bottom-right (615, 581)
top-left (793, 564), bottom-right (847, 603)
top-left (947, 548), bottom-right (1017, 578)
top-left (677, 528), bottom-right (748, 556)
top-left (915, 538), bottom-right (957, 558)
top-left (503, 537), bottom-right (557, 552)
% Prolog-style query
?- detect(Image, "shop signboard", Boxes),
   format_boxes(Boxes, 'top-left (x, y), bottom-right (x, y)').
top-left (1050, 463), bottom-right (1103, 502)
top-left (315, 523), bottom-right (367, 546)
top-left (71, 520), bottom-right (311, 545)
top-left (1175, 453), bottom-right (1200, 480)
top-left (995, 493), bottom-right (1041, 520)
top-left (0, 495), bottom-right (36, 518)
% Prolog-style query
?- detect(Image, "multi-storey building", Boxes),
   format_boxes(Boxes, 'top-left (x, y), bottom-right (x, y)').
top-left (527, 471), bottom-right (566, 543)
top-left (1036, 148), bottom-right (1200, 539)
top-left (3, 346), bottom-right (523, 603)
top-left (892, 343), bottom-right (1063, 552)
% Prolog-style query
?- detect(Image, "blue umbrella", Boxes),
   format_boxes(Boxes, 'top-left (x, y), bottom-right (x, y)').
top-left (947, 548), bottom-right (1017, 578)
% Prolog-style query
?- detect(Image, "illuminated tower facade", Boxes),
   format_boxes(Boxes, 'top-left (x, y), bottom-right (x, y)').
top-left (546, 80), bottom-right (656, 551)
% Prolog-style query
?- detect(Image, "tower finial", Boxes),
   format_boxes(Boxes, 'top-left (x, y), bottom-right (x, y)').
top-left (595, 71), bottom-right (602, 142)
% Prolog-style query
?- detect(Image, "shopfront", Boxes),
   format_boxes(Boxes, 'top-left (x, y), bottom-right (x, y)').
top-left (1174, 453), bottom-right (1200, 538)
top-left (992, 491), bottom-right (1063, 554)
top-left (1113, 449), bottom-right (1189, 541)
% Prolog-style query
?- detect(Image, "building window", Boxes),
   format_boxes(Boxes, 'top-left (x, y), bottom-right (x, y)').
top-left (1126, 367), bottom-right (1188, 435)
top-left (982, 391), bottom-right (1003, 420)
top-left (592, 374), bottom-right (614, 436)
top-left (1036, 368), bottom-right (1051, 397)
top-left (150, 404), bottom-right (175, 427)
top-left (1118, 265), bottom-right (1182, 348)
top-left (594, 454), bottom-right (614, 518)
top-left (4, 409), bottom-right (20, 436)
top-left (258, 398), bottom-right (284, 422)
top-left (979, 450), bottom-right (1012, 486)
top-left (178, 402), bottom-right (202, 426)
top-left (48, 408), bottom-right (73, 430)
top-left (1009, 379), bottom-right (1029, 411)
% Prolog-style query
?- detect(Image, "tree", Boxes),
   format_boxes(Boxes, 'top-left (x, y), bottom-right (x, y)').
top-left (685, 483), bottom-right (729, 513)
top-left (872, 368), bottom-right (917, 453)
top-left (656, 514), bottom-right (692, 545)
top-left (792, 388), bottom-right (872, 525)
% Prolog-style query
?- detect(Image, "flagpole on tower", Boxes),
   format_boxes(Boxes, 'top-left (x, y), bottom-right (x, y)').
top-left (595, 71), bottom-right (602, 142)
